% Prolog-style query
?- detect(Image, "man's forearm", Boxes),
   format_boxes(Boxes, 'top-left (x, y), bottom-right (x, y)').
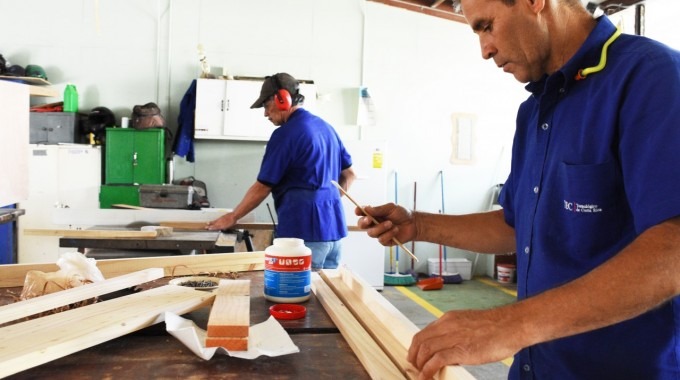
top-left (414, 209), bottom-right (516, 254)
top-left (229, 181), bottom-right (272, 221)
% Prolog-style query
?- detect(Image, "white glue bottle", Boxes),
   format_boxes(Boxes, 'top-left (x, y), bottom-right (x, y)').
top-left (264, 238), bottom-right (311, 303)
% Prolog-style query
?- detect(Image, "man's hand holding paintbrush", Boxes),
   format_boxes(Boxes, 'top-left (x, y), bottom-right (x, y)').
top-left (331, 180), bottom-right (418, 262)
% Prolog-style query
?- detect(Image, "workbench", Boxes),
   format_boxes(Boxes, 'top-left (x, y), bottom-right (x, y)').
top-left (2, 271), bottom-right (371, 379)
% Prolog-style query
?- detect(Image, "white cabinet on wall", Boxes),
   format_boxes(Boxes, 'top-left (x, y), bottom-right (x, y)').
top-left (17, 144), bottom-right (101, 263)
top-left (195, 78), bottom-right (317, 141)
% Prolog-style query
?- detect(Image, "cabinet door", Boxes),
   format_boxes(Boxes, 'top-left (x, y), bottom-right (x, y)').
top-left (195, 78), bottom-right (318, 141)
top-left (299, 83), bottom-right (317, 111)
top-left (105, 129), bottom-right (136, 184)
top-left (105, 129), bottom-right (165, 184)
top-left (132, 129), bottom-right (165, 184)
top-left (223, 79), bottom-right (274, 140)
top-left (195, 79), bottom-right (226, 137)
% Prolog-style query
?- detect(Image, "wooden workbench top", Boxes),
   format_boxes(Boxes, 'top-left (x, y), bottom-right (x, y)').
top-left (2, 271), bottom-right (371, 380)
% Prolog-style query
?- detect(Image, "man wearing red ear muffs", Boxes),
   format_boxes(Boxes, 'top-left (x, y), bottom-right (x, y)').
top-left (207, 73), bottom-right (356, 270)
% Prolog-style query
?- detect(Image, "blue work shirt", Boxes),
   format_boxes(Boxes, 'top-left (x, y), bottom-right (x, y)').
top-left (500, 16), bottom-right (680, 379)
top-left (258, 108), bottom-right (352, 242)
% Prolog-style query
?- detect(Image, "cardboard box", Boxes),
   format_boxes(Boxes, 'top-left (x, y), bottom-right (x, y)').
top-left (139, 185), bottom-right (194, 209)
top-left (427, 258), bottom-right (472, 280)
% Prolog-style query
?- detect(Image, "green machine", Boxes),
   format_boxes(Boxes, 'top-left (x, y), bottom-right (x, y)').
top-left (100, 128), bottom-right (166, 208)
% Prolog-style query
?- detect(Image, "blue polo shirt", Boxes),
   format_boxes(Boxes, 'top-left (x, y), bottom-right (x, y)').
top-left (257, 108), bottom-right (352, 242)
top-left (500, 16), bottom-right (680, 379)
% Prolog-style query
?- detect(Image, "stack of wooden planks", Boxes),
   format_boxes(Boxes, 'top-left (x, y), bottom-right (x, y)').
top-left (0, 268), bottom-right (214, 378)
top-left (313, 267), bottom-right (475, 380)
top-left (0, 253), bottom-right (266, 377)
top-left (205, 279), bottom-right (251, 350)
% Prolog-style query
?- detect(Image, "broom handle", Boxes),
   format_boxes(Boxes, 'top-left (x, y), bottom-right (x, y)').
top-left (440, 170), bottom-right (448, 262)
top-left (395, 171), bottom-right (400, 273)
top-left (411, 181), bottom-right (417, 270)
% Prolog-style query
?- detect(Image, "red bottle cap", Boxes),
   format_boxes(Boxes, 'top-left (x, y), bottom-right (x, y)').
top-left (269, 304), bottom-right (307, 320)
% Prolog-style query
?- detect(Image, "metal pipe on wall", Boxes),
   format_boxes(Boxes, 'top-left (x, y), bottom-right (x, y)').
top-left (635, 3), bottom-right (645, 36)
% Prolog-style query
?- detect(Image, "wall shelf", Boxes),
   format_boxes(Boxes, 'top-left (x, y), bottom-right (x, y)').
top-left (0, 76), bottom-right (58, 97)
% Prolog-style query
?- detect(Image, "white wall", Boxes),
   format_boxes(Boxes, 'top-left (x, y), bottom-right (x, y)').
top-left (2, 0), bottom-right (678, 274)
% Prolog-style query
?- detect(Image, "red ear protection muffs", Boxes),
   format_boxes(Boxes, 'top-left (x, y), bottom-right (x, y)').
top-left (272, 74), bottom-right (292, 111)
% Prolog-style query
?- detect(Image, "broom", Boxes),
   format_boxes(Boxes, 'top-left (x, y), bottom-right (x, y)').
top-left (416, 208), bottom-right (444, 291)
top-left (384, 171), bottom-right (416, 286)
top-left (405, 181), bottom-right (418, 279)
top-left (439, 171), bottom-right (463, 284)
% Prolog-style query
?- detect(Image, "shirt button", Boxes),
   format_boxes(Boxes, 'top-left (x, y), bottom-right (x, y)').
top-left (523, 364), bottom-right (531, 372)
top-left (524, 246), bottom-right (530, 254)
top-left (541, 123), bottom-right (549, 130)
top-left (533, 186), bottom-right (539, 194)
top-left (559, 88), bottom-right (565, 94)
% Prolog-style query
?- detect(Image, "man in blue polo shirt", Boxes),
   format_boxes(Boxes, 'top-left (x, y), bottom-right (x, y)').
top-left (357, 0), bottom-right (680, 379)
top-left (207, 73), bottom-right (356, 270)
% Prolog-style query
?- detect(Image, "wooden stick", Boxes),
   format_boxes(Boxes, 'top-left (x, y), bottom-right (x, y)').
top-left (331, 180), bottom-right (419, 262)
top-left (23, 228), bottom-right (159, 239)
top-left (0, 268), bottom-right (164, 325)
top-left (311, 272), bottom-right (405, 379)
top-left (111, 204), bottom-right (150, 210)
top-left (0, 253), bottom-right (265, 288)
top-left (160, 221), bottom-right (276, 231)
top-left (0, 285), bottom-right (214, 378)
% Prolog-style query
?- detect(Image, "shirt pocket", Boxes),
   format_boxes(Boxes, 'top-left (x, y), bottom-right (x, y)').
top-left (561, 161), bottom-right (621, 206)
top-left (556, 160), bottom-right (627, 253)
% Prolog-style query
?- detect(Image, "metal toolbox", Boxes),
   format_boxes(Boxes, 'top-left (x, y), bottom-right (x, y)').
top-left (139, 184), bottom-right (194, 209)
top-left (29, 112), bottom-right (77, 144)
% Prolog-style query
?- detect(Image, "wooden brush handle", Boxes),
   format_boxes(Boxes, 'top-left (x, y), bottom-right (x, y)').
top-left (331, 181), bottom-right (418, 262)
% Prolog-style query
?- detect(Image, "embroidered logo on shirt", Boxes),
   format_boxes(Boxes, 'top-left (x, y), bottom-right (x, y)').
top-left (564, 200), bottom-right (602, 213)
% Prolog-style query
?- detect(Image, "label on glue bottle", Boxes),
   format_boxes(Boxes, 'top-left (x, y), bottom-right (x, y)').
top-left (264, 238), bottom-right (312, 303)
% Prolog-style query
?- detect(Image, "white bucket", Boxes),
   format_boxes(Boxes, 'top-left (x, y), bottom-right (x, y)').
top-left (497, 264), bottom-right (515, 284)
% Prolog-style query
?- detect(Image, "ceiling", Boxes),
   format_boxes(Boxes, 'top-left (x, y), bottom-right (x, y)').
top-left (367, 0), bottom-right (647, 23)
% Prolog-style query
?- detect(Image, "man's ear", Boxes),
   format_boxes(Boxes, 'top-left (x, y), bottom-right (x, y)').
top-left (523, 0), bottom-right (545, 14)
top-left (528, 0), bottom-right (546, 13)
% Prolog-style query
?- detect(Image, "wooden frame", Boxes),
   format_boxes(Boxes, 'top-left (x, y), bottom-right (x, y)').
top-left (316, 268), bottom-right (475, 380)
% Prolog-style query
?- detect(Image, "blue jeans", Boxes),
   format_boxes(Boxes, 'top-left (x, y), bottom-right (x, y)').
top-left (305, 240), bottom-right (342, 270)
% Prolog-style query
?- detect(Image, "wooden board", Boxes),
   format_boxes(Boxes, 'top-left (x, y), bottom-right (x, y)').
top-left (311, 272), bottom-right (406, 379)
top-left (24, 228), bottom-right (159, 239)
top-left (0, 285), bottom-right (215, 378)
top-left (206, 279), bottom-right (250, 339)
top-left (0, 268), bottom-right (164, 325)
top-left (160, 221), bottom-right (276, 231)
top-left (28, 85), bottom-right (58, 97)
top-left (0, 75), bottom-right (52, 86)
top-left (0, 252), bottom-right (265, 288)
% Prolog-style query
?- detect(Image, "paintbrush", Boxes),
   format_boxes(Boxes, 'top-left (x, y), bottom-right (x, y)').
top-left (331, 180), bottom-right (418, 262)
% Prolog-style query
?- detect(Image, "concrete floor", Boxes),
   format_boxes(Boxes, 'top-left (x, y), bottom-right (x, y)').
top-left (381, 276), bottom-right (517, 380)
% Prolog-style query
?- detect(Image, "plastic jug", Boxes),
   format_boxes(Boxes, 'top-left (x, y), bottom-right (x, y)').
top-left (63, 84), bottom-right (78, 113)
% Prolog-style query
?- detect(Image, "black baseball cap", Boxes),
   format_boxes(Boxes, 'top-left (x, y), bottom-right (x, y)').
top-left (250, 73), bottom-right (299, 109)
